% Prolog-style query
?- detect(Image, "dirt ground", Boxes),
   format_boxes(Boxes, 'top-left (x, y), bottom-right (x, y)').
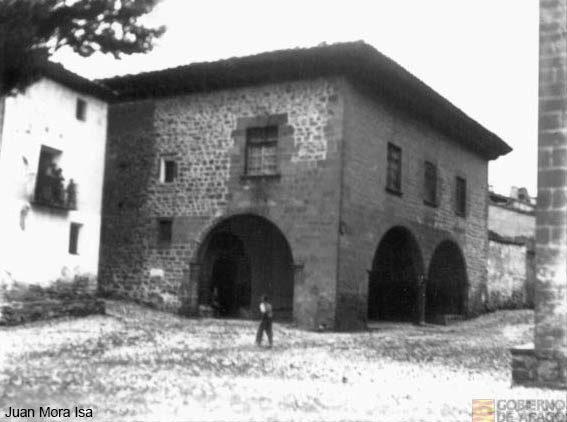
top-left (1, 301), bottom-right (565, 422)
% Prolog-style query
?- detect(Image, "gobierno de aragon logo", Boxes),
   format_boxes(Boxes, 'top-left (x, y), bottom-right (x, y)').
top-left (473, 399), bottom-right (496, 422)
top-left (474, 399), bottom-right (567, 422)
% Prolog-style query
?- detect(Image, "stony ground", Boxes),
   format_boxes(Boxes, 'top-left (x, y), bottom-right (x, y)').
top-left (1, 301), bottom-right (565, 422)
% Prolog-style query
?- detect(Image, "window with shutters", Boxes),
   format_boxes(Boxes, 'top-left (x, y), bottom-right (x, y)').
top-left (455, 176), bottom-right (467, 217)
top-left (386, 143), bottom-right (402, 194)
top-left (245, 126), bottom-right (278, 177)
top-left (424, 161), bottom-right (438, 206)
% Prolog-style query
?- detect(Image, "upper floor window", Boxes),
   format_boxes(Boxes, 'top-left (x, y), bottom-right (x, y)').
top-left (424, 161), bottom-right (437, 206)
top-left (455, 176), bottom-right (467, 217)
top-left (245, 126), bottom-right (278, 177)
top-left (157, 218), bottom-right (173, 246)
top-left (76, 98), bottom-right (87, 121)
top-left (386, 143), bottom-right (402, 194)
top-left (159, 157), bottom-right (177, 183)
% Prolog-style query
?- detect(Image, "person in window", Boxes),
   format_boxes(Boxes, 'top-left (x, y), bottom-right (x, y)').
top-left (52, 167), bottom-right (65, 205)
top-left (255, 294), bottom-right (273, 347)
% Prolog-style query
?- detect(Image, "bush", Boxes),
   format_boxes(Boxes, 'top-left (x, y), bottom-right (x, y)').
top-left (2, 274), bottom-right (96, 303)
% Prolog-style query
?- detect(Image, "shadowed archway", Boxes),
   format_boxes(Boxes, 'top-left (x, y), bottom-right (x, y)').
top-left (197, 214), bottom-right (294, 319)
top-left (368, 226), bottom-right (424, 322)
top-left (426, 240), bottom-right (468, 323)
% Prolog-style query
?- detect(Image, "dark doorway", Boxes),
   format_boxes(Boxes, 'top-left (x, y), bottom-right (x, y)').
top-left (426, 240), bottom-right (467, 322)
top-left (368, 226), bottom-right (423, 322)
top-left (198, 215), bottom-right (294, 319)
top-left (206, 232), bottom-right (250, 316)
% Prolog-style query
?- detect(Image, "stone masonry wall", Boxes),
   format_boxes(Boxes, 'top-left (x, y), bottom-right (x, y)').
top-left (487, 239), bottom-right (531, 310)
top-left (100, 77), bottom-right (343, 330)
top-left (336, 79), bottom-right (490, 330)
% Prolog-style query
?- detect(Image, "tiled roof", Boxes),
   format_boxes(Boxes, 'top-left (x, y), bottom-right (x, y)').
top-left (102, 41), bottom-right (512, 159)
top-left (40, 61), bottom-right (115, 101)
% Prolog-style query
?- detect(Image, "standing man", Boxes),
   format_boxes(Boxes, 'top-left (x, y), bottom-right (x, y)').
top-left (255, 295), bottom-right (273, 347)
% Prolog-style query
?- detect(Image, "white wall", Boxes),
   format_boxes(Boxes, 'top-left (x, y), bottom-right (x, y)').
top-left (0, 78), bottom-right (107, 285)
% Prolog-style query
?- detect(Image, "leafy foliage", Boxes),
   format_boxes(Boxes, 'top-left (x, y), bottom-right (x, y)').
top-left (0, 0), bottom-right (165, 95)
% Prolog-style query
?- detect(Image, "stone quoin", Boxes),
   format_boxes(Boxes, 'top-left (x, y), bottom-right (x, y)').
top-left (510, 0), bottom-right (567, 389)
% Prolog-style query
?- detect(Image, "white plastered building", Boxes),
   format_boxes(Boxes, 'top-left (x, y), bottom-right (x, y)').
top-left (0, 63), bottom-right (110, 286)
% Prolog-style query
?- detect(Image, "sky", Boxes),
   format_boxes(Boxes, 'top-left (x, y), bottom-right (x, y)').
top-left (54, 0), bottom-right (540, 197)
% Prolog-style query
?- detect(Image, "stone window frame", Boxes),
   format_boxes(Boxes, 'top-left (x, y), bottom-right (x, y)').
top-left (455, 175), bottom-right (467, 217)
top-left (245, 126), bottom-right (278, 176)
top-left (386, 142), bottom-right (402, 196)
top-left (423, 161), bottom-right (438, 207)
top-left (157, 218), bottom-right (174, 247)
top-left (233, 113), bottom-right (290, 181)
top-left (158, 154), bottom-right (178, 184)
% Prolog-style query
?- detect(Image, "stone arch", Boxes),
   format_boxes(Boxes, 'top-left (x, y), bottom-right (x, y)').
top-left (195, 213), bottom-right (295, 319)
top-left (368, 226), bottom-right (424, 322)
top-left (426, 240), bottom-right (468, 323)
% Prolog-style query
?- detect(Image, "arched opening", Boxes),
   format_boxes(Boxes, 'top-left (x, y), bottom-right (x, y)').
top-left (205, 232), bottom-right (251, 316)
top-left (368, 226), bottom-right (424, 322)
top-left (198, 214), bottom-right (294, 319)
top-left (426, 240), bottom-right (468, 323)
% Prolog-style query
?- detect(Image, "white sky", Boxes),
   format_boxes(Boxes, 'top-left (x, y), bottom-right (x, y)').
top-left (55, 0), bottom-right (539, 197)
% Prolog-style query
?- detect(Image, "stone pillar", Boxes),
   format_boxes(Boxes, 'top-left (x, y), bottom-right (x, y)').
top-left (511, 0), bottom-right (567, 389)
top-left (178, 262), bottom-right (201, 316)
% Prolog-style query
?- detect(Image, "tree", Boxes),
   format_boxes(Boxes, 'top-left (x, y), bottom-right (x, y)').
top-left (0, 0), bottom-right (165, 96)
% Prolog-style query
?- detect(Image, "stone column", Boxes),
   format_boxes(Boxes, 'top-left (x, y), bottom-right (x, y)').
top-left (178, 262), bottom-right (201, 316)
top-left (511, 0), bottom-right (567, 389)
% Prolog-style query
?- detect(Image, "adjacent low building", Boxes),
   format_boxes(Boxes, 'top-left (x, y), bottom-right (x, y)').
top-left (487, 188), bottom-right (536, 310)
top-left (99, 42), bottom-right (511, 330)
top-left (0, 63), bottom-right (111, 323)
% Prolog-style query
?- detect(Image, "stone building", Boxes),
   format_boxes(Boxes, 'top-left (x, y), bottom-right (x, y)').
top-left (487, 188), bottom-right (536, 309)
top-left (0, 63), bottom-right (111, 323)
top-left (489, 187), bottom-right (536, 240)
top-left (100, 42), bottom-right (511, 330)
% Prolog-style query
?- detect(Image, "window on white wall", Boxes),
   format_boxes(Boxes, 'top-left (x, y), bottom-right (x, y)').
top-left (69, 223), bottom-right (82, 255)
top-left (76, 98), bottom-right (87, 121)
top-left (34, 145), bottom-right (63, 206)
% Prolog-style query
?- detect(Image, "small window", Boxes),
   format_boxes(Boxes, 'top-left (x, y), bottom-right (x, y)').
top-left (157, 219), bottom-right (173, 245)
top-left (245, 126), bottom-right (278, 176)
top-left (76, 98), bottom-right (87, 121)
top-left (424, 162), bottom-right (437, 206)
top-left (386, 143), bottom-right (402, 194)
top-left (159, 158), bottom-right (177, 183)
top-left (455, 176), bottom-right (467, 217)
top-left (69, 223), bottom-right (82, 255)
